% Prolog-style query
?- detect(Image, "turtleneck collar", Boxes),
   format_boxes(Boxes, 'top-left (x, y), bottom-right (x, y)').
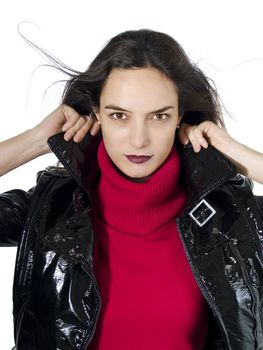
top-left (92, 139), bottom-right (187, 236)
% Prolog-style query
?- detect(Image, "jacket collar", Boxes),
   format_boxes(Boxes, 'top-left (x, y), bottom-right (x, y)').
top-left (47, 131), bottom-right (238, 210)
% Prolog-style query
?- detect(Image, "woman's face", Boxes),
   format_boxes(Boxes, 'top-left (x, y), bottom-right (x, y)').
top-left (94, 67), bottom-right (182, 179)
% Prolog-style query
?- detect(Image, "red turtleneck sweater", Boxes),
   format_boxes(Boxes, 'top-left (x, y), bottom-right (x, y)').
top-left (88, 140), bottom-right (209, 349)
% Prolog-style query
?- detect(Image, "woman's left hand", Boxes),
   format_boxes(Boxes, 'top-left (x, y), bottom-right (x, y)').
top-left (177, 120), bottom-right (234, 154)
top-left (177, 120), bottom-right (263, 184)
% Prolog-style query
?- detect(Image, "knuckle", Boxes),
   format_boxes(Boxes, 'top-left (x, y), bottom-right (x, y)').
top-left (69, 125), bottom-right (78, 133)
top-left (78, 116), bottom-right (86, 124)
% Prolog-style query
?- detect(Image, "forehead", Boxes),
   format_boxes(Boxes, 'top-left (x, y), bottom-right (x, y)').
top-left (100, 67), bottom-right (178, 104)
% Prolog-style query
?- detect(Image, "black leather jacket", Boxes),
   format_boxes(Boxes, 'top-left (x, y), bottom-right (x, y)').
top-left (1, 131), bottom-right (263, 350)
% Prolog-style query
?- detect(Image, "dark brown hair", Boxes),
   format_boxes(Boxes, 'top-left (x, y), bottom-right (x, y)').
top-left (22, 27), bottom-right (228, 128)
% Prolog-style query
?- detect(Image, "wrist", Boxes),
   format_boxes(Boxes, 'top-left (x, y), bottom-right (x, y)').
top-left (28, 126), bottom-right (51, 156)
top-left (227, 141), bottom-right (247, 163)
top-left (219, 140), bottom-right (249, 176)
top-left (212, 131), bottom-right (241, 158)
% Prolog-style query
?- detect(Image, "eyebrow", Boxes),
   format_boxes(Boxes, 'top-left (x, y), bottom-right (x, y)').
top-left (104, 104), bottom-right (175, 114)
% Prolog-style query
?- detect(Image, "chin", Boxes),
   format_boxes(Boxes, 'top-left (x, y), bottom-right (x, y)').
top-left (126, 169), bottom-right (153, 179)
top-left (119, 161), bottom-right (156, 179)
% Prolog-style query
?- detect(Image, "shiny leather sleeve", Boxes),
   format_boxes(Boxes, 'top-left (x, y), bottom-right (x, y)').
top-left (255, 195), bottom-right (263, 214)
top-left (0, 189), bottom-right (32, 247)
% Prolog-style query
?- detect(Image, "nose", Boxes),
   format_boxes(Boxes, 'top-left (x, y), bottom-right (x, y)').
top-left (129, 120), bottom-right (150, 150)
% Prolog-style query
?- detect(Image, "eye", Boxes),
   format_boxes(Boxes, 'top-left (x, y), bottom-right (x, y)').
top-left (153, 113), bottom-right (170, 121)
top-left (109, 112), bottom-right (126, 121)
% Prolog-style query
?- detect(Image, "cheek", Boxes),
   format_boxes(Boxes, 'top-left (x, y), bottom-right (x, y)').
top-left (157, 128), bottom-right (176, 144)
top-left (100, 129), bottom-right (124, 160)
top-left (157, 130), bottom-right (176, 155)
top-left (103, 130), bottom-right (124, 147)
top-left (101, 126), bottom-right (128, 149)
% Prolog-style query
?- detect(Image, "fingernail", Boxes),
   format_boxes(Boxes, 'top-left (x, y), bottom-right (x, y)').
top-left (64, 131), bottom-right (72, 141)
top-left (62, 123), bottom-right (68, 131)
top-left (74, 135), bottom-right (80, 142)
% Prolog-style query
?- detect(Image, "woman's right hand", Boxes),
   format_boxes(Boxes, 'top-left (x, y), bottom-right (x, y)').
top-left (34, 104), bottom-right (101, 154)
top-left (0, 105), bottom-right (101, 176)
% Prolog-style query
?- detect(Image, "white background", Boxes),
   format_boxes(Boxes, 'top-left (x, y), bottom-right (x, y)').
top-left (1, 0), bottom-right (263, 348)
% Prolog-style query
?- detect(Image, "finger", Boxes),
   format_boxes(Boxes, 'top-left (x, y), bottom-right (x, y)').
top-left (182, 126), bottom-right (204, 152)
top-left (89, 120), bottom-right (101, 136)
top-left (188, 129), bottom-right (209, 152)
top-left (199, 137), bottom-right (209, 148)
top-left (73, 119), bottom-right (96, 142)
top-left (192, 128), bottom-right (209, 148)
top-left (196, 126), bottom-right (210, 149)
top-left (64, 117), bottom-right (91, 141)
top-left (73, 128), bottom-right (88, 143)
top-left (189, 137), bottom-right (202, 152)
top-left (61, 105), bottom-right (82, 130)
top-left (177, 123), bottom-right (190, 145)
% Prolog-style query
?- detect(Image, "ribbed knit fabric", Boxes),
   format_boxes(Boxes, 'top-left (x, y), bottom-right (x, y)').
top-left (88, 140), bottom-right (209, 350)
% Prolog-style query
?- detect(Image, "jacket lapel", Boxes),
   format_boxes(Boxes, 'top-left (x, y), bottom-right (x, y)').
top-left (48, 131), bottom-right (102, 195)
top-left (176, 140), bottom-right (238, 209)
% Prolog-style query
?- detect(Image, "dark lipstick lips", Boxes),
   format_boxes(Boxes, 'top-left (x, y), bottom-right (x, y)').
top-left (125, 155), bottom-right (153, 164)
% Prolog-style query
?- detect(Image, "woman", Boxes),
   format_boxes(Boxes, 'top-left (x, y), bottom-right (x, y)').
top-left (1, 29), bottom-right (263, 350)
